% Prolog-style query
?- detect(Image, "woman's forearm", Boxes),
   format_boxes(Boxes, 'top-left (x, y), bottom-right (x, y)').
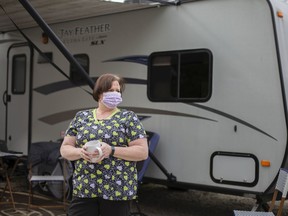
top-left (112, 138), bottom-right (148, 161)
top-left (60, 144), bottom-right (82, 161)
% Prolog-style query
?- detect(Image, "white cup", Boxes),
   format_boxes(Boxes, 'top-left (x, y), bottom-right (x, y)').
top-left (84, 140), bottom-right (103, 162)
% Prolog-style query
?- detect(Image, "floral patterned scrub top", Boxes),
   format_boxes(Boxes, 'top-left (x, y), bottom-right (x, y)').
top-left (65, 108), bottom-right (146, 201)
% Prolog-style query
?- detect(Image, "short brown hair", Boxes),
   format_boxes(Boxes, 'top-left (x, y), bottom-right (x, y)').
top-left (93, 73), bottom-right (125, 102)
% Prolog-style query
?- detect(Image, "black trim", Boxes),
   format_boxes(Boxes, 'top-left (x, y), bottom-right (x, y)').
top-left (210, 151), bottom-right (259, 187)
top-left (28, 43), bottom-right (34, 154)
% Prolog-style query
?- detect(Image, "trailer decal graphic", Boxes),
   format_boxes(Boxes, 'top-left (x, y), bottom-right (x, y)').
top-left (103, 55), bottom-right (148, 65)
top-left (34, 76), bottom-right (276, 141)
top-left (38, 107), bottom-right (217, 125)
top-left (190, 103), bottom-right (277, 141)
top-left (34, 77), bottom-right (147, 95)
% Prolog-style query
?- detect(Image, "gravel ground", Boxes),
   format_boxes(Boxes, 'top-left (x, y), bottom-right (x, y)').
top-left (3, 173), bottom-right (288, 216)
top-left (130, 183), bottom-right (288, 216)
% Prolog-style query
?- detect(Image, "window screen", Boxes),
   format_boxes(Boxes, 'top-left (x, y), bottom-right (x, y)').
top-left (147, 49), bottom-right (212, 102)
top-left (12, 54), bottom-right (26, 94)
top-left (70, 54), bottom-right (89, 84)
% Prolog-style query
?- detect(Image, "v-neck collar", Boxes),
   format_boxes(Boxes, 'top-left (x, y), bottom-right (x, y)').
top-left (93, 108), bottom-right (120, 121)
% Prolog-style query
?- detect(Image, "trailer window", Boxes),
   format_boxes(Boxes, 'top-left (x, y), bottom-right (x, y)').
top-left (12, 54), bottom-right (26, 94)
top-left (70, 54), bottom-right (89, 84)
top-left (147, 49), bottom-right (212, 102)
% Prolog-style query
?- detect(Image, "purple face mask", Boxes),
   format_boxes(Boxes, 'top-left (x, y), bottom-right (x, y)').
top-left (102, 91), bottom-right (122, 109)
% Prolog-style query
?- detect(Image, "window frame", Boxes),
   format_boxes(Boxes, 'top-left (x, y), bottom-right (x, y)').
top-left (147, 49), bottom-right (213, 102)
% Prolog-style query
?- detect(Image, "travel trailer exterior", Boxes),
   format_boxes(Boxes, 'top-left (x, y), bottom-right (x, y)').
top-left (1, 0), bottom-right (288, 201)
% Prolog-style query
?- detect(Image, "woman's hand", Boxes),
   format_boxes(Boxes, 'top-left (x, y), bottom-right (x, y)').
top-left (99, 142), bottom-right (113, 158)
top-left (81, 145), bottom-right (105, 163)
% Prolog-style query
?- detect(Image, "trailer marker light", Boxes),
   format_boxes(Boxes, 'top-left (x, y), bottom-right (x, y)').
top-left (261, 160), bottom-right (271, 167)
top-left (42, 32), bottom-right (49, 44)
top-left (277, 11), bottom-right (284, 18)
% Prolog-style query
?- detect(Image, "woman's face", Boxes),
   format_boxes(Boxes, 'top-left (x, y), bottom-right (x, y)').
top-left (99, 80), bottom-right (121, 101)
top-left (108, 80), bottom-right (121, 93)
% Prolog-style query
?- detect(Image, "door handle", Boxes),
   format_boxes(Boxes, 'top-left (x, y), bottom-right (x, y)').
top-left (2, 90), bottom-right (11, 106)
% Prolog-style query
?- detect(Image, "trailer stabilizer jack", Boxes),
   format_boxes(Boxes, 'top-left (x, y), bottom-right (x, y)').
top-left (149, 150), bottom-right (177, 182)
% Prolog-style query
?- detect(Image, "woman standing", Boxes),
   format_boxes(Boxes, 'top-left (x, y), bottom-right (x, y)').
top-left (60, 73), bottom-right (148, 216)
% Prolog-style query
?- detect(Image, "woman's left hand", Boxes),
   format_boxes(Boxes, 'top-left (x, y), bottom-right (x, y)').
top-left (100, 142), bottom-right (113, 158)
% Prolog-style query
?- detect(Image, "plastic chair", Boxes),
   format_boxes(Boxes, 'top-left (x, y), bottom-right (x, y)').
top-left (27, 141), bottom-right (67, 210)
top-left (130, 131), bottom-right (160, 216)
top-left (233, 168), bottom-right (288, 216)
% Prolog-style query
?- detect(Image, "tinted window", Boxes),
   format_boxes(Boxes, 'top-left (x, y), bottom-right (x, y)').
top-left (148, 49), bottom-right (212, 102)
top-left (70, 54), bottom-right (89, 84)
top-left (12, 54), bottom-right (26, 94)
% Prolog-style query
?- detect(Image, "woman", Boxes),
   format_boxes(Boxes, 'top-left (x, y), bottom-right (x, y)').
top-left (60, 73), bottom-right (148, 216)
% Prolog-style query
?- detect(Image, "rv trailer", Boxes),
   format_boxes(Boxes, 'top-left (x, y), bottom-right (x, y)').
top-left (1, 0), bottom-right (288, 202)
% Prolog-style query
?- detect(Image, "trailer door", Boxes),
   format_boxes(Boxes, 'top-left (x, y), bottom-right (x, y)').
top-left (6, 43), bottom-right (32, 155)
